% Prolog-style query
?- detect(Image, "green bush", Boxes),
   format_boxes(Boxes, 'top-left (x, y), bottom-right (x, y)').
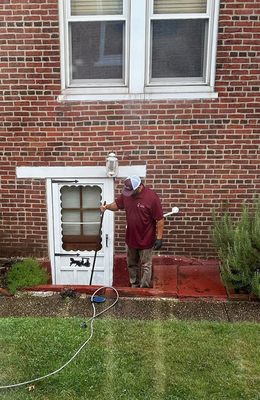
top-left (6, 258), bottom-right (48, 294)
top-left (251, 200), bottom-right (260, 252)
top-left (212, 211), bottom-right (235, 255)
top-left (251, 270), bottom-right (260, 298)
top-left (211, 199), bottom-right (260, 298)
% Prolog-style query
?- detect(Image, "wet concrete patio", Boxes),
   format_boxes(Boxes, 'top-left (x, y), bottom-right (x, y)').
top-left (112, 255), bottom-right (227, 300)
top-left (27, 255), bottom-right (228, 300)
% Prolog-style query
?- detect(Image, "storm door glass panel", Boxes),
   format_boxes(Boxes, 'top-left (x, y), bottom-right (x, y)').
top-left (71, 21), bottom-right (124, 80)
top-left (151, 19), bottom-right (207, 79)
top-left (153, 0), bottom-right (207, 14)
top-left (61, 185), bottom-right (102, 251)
top-left (71, 0), bottom-right (123, 16)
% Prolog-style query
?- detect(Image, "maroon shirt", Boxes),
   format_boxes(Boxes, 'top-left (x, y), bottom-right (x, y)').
top-left (115, 185), bottom-right (163, 249)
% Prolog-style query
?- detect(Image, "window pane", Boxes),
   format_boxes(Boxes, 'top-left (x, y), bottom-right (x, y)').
top-left (151, 19), bottom-right (206, 79)
top-left (61, 187), bottom-right (80, 208)
top-left (154, 0), bottom-right (207, 14)
top-left (71, 0), bottom-right (123, 15)
top-left (82, 186), bottom-right (101, 208)
top-left (83, 211), bottom-right (100, 235)
top-left (83, 210), bottom-right (100, 223)
top-left (62, 223), bottom-right (81, 235)
top-left (62, 211), bottom-right (81, 223)
top-left (83, 223), bottom-right (100, 235)
top-left (71, 21), bottom-right (124, 80)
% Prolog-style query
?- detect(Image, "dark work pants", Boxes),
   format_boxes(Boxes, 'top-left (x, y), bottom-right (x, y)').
top-left (126, 246), bottom-right (153, 288)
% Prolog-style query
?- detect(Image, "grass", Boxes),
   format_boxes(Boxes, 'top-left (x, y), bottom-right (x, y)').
top-left (0, 317), bottom-right (259, 400)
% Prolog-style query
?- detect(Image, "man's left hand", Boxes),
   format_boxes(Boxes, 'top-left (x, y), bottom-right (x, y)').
top-left (153, 239), bottom-right (163, 250)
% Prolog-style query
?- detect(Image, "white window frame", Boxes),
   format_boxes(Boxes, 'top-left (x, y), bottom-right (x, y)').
top-left (58, 0), bottom-right (219, 101)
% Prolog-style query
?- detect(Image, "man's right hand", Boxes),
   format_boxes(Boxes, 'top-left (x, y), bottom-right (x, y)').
top-left (100, 201), bottom-right (118, 213)
top-left (100, 204), bottom-right (107, 213)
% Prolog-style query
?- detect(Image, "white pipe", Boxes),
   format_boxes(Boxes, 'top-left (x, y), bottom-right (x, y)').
top-left (163, 207), bottom-right (179, 218)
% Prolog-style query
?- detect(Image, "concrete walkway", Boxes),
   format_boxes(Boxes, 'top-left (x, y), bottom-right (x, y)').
top-left (0, 293), bottom-right (259, 322)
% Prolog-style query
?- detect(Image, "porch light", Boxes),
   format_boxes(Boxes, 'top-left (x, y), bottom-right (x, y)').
top-left (106, 152), bottom-right (118, 177)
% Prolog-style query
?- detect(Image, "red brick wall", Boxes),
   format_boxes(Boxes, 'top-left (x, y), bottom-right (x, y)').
top-left (0, 0), bottom-right (259, 259)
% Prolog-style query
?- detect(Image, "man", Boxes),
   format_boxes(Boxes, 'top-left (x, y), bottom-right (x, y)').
top-left (100, 176), bottom-right (164, 288)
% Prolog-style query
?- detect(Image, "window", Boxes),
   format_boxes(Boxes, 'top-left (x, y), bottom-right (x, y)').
top-left (61, 185), bottom-right (102, 251)
top-left (59, 0), bottom-right (220, 100)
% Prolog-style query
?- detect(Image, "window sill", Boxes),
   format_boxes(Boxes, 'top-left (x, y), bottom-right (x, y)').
top-left (57, 90), bottom-right (218, 102)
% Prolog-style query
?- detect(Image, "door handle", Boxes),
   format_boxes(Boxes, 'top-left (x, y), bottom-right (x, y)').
top-left (106, 234), bottom-right (108, 247)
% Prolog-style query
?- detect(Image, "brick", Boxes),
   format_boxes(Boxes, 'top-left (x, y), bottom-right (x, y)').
top-left (0, 0), bottom-right (259, 259)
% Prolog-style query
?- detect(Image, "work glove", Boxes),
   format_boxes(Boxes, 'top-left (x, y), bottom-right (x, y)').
top-left (153, 239), bottom-right (163, 250)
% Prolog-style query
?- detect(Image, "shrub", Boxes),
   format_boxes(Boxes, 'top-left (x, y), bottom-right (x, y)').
top-left (6, 258), bottom-right (48, 294)
top-left (251, 200), bottom-right (260, 252)
top-left (220, 227), bottom-right (257, 291)
top-left (211, 211), bottom-right (235, 255)
top-left (211, 199), bottom-right (260, 298)
top-left (251, 270), bottom-right (260, 298)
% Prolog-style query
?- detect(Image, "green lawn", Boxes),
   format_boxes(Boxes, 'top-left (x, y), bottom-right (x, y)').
top-left (0, 317), bottom-right (259, 400)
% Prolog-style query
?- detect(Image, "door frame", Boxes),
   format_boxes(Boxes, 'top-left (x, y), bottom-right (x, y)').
top-left (16, 165), bottom-right (147, 285)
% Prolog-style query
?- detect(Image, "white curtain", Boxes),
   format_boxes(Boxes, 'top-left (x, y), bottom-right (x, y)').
top-left (153, 0), bottom-right (207, 14)
top-left (71, 0), bottom-right (123, 15)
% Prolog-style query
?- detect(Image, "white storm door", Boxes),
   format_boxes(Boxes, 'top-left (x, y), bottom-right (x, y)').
top-left (51, 178), bottom-right (114, 285)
